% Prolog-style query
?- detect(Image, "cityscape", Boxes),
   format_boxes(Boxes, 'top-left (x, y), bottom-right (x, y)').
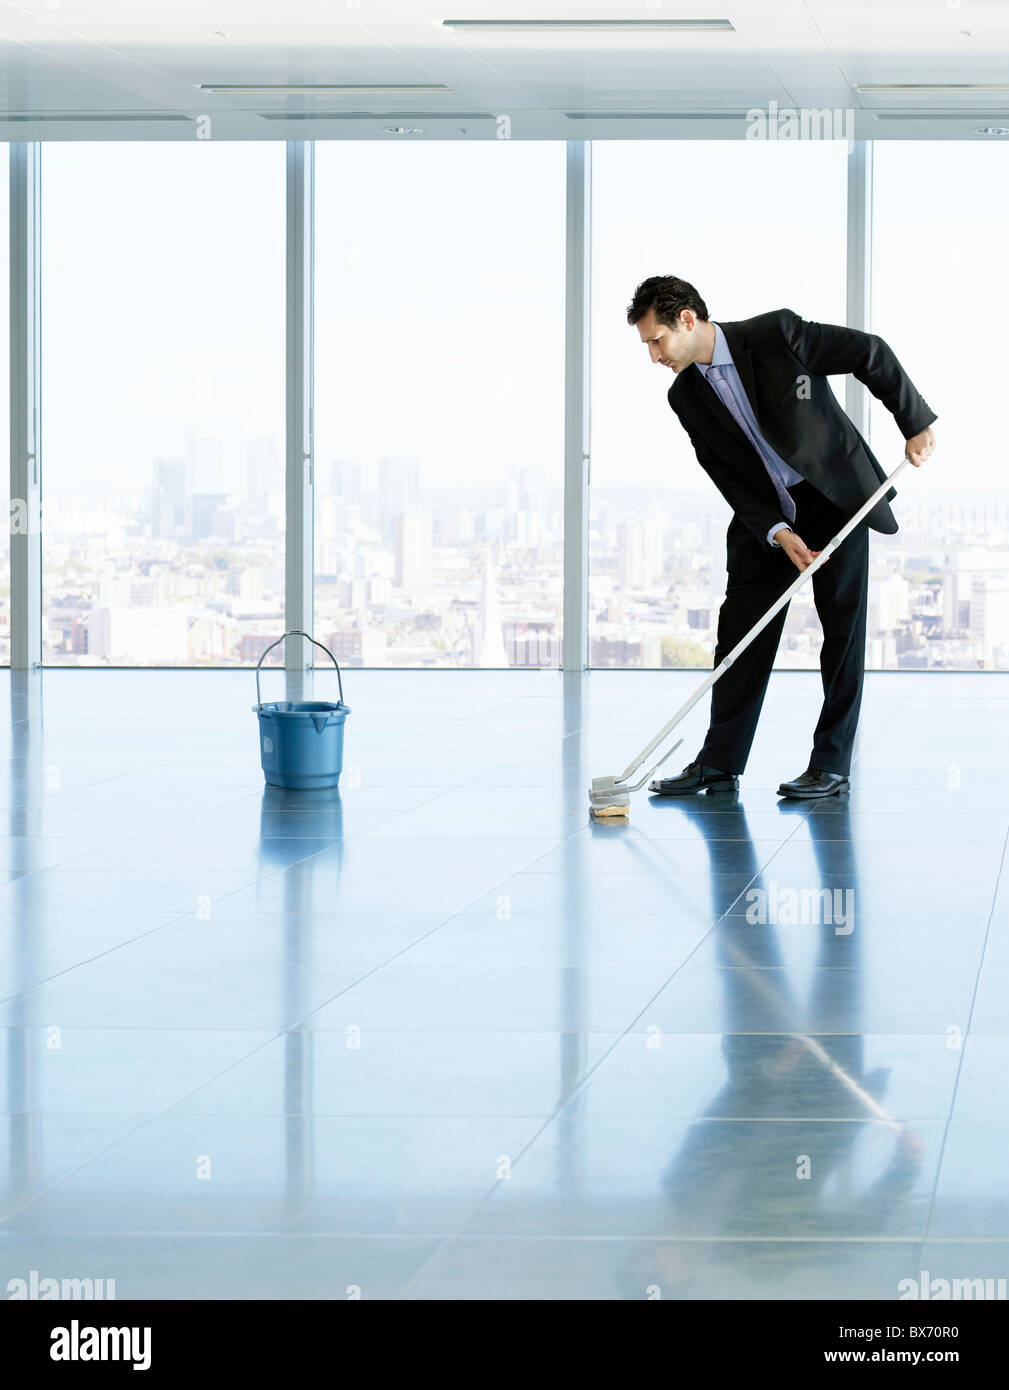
top-left (3, 433), bottom-right (1007, 670)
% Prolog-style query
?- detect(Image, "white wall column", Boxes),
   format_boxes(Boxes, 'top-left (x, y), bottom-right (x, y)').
top-left (845, 139), bottom-right (873, 434)
top-left (285, 140), bottom-right (315, 673)
top-left (562, 140), bottom-right (591, 671)
top-left (9, 142), bottom-right (43, 671)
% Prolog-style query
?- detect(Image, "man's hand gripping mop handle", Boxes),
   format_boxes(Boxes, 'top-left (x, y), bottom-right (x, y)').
top-left (599, 456), bottom-right (913, 799)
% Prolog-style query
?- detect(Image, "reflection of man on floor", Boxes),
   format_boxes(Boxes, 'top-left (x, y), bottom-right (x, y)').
top-left (625, 799), bottom-right (923, 1298)
top-left (627, 276), bottom-right (936, 800)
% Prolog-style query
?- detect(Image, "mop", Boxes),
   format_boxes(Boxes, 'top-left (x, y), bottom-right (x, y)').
top-left (589, 457), bottom-right (913, 819)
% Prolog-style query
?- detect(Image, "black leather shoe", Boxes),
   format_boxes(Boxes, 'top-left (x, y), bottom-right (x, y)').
top-left (650, 760), bottom-right (739, 796)
top-left (777, 767), bottom-right (850, 799)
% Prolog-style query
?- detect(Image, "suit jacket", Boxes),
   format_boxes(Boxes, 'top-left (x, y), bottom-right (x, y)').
top-left (668, 307), bottom-right (938, 578)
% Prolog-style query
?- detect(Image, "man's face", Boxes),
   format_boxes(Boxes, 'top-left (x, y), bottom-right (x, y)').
top-left (636, 308), bottom-right (700, 374)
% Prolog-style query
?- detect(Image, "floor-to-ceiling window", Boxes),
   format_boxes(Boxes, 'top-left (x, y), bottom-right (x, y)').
top-left (19, 135), bottom-right (1002, 673)
top-left (870, 140), bottom-right (1009, 670)
top-left (40, 142), bottom-right (285, 666)
top-left (589, 138), bottom-right (848, 668)
top-left (313, 140), bottom-right (566, 669)
top-left (0, 146), bottom-right (9, 664)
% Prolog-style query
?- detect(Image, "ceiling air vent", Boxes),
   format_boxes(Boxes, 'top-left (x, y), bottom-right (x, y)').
top-left (257, 111), bottom-right (493, 122)
top-left (856, 83), bottom-right (1009, 96)
top-left (443, 18), bottom-right (734, 31)
top-left (562, 110), bottom-right (747, 120)
top-left (1, 112), bottom-right (193, 122)
top-left (200, 84), bottom-right (453, 97)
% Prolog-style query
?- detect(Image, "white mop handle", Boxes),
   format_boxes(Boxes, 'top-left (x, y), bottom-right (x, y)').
top-left (614, 456), bottom-right (913, 786)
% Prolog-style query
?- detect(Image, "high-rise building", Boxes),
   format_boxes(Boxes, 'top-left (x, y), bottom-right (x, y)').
top-left (187, 493), bottom-right (230, 541)
top-left (875, 572), bottom-right (911, 632)
top-left (151, 458), bottom-right (188, 538)
top-left (617, 517), bottom-right (663, 589)
top-left (393, 511), bottom-right (433, 589)
top-left (82, 608), bottom-right (111, 661)
top-left (186, 430), bottom-right (223, 494)
top-left (317, 494), bottom-right (348, 543)
top-left (518, 465), bottom-right (547, 516)
top-left (970, 573), bottom-right (1009, 666)
top-left (473, 551), bottom-right (508, 667)
top-left (246, 436), bottom-right (278, 510)
top-left (379, 456), bottom-right (419, 511)
top-left (154, 457), bottom-right (187, 507)
top-left (944, 549), bottom-right (1007, 631)
top-left (329, 457), bottom-right (361, 506)
top-left (943, 558), bottom-right (969, 631)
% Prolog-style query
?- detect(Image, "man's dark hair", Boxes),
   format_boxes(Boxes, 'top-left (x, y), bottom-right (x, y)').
top-left (626, 275), bottom-right (709, 328)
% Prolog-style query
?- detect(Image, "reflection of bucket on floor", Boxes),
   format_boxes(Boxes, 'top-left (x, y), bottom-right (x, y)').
top-left (252, 631), bottom-right (351, 791)
top-left (258, 784), bottom-right (346, 867)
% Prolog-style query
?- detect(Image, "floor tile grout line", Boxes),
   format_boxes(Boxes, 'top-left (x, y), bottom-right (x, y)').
top-left (919, 817), bottom-right (1009, 1247)
top-left (394, 740), bottom-right (1005, 1291)
top-left (4, 670), bottom-right (1008, 1292)
top-left (279, 848), bottom-right (608, 1038)
top-left (0, 782), bottom-right (322, 889)
top-left (0, 1028), bottom-right (293, 1230)
top-left (0, 914), bottom-right (205, 998)
top-left (0, 1109), bottom-right (957, 1124)
top-left (397, 804), bottom-right (822, 1296)
top-left (254, 779), bottom-right (629, 1012)
top-left (0, 1229), bottom-right (949, 1243)
top-left (0, 1024), bottom-right (996, 1036)
top-left (870, 678), bottom-right (999, 1251)
top-left (0, 816), bottom-right (398, 1006)
top-left (385, 774), bottom-right (735, 1296)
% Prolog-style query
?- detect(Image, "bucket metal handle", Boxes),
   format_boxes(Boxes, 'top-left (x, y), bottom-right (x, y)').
top-left (255, 629), bottom-right (345, 709)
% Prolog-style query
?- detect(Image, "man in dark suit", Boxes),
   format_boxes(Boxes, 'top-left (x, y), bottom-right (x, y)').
top-left (627, 275), bottom-right (937, 799)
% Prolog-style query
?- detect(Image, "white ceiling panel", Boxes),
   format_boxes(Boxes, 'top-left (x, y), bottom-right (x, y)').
top-left (0, 0), bottom-right (1007, 138)
top-left (808, 0), bottom-right (1009, 51)
top-left (131, 46), bottom-right (458, 87)
top-left (2, 0), bottom-right (345, 29)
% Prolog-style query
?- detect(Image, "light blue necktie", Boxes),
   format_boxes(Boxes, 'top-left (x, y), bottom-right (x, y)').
top-left (706, 364), bottom-right (797, 525)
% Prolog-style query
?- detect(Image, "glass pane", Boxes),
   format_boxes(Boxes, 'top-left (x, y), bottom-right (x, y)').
top-left (590, 139), bottom-right (847, 668)
top-left (314, 141), bottom-right (566, 668)
top-left (871, 141), bottom-right (1008, 670)
top-left (0, 146), bottom-right (8, 665)
top-left (41, 143), bottom-right (285, 666)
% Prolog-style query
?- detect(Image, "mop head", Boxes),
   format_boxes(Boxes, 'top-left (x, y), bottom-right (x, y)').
top-left (589, 776), bottom-right (631, 819)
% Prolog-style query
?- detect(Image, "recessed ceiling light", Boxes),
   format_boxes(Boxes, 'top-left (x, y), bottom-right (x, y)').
top-left (442, 17), bottom-right (734, 31)
top-left (384, 126), bottom-right (424, 136)
top-left (199, 84), bottom-right (452, 97)
top-left (856, 82), bottom-right (1009, 95)
top-left (562, 109), bottom-right (746, 120)
top-left (257, 111), bottom-right (489, 122)
top-left (975, 126), bottom-right (1009, 135)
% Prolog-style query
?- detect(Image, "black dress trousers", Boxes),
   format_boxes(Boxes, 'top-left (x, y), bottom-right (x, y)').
top-left (698, 480), bottom-right (870, 777)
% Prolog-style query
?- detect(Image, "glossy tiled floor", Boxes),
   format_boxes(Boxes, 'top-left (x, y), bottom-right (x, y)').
top-left (1, 667), bottom-right (1008, 1300)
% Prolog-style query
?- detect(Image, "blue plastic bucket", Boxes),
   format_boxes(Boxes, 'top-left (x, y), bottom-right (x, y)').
top-left (252, 631), bottom-right (351, 791)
